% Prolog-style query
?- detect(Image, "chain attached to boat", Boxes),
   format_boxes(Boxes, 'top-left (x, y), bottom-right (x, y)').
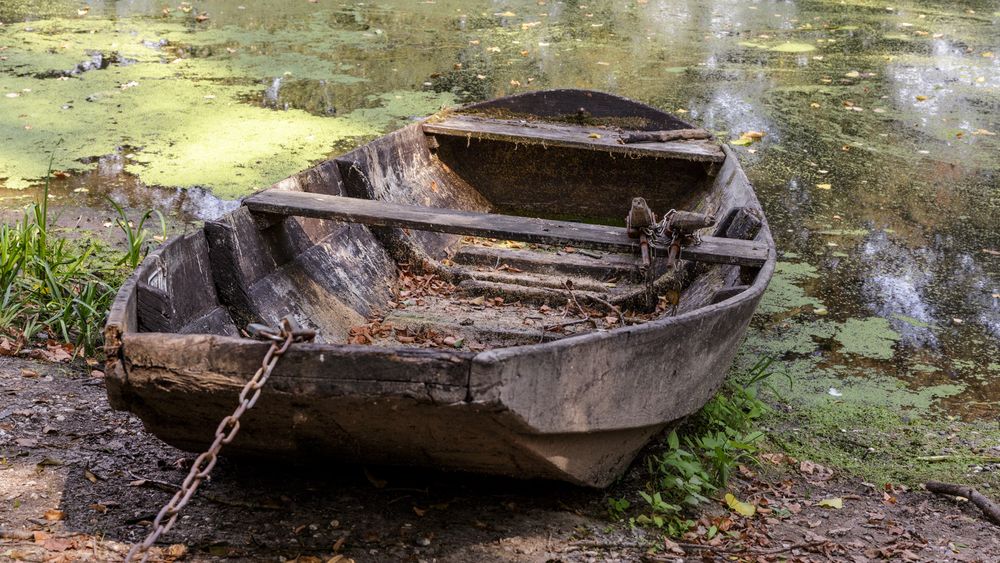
top-left (125, 317), bottom-right (315, 563)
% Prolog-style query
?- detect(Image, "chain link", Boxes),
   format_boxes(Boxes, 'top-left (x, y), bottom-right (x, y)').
top-left (125, 317), bottom-right (315, 563)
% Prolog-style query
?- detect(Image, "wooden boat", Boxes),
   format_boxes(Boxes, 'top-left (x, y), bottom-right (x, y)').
top-left (104, 89), bottom-right (775, 487)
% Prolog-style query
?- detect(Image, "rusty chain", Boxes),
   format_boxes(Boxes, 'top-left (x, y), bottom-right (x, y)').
top-left (125, 317), bottom-right (315, 563)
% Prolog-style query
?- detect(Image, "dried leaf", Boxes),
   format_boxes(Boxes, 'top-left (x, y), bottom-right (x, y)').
top-left (817, 497), bottom-right (843, 509)
top-left (34, 344), bottom-right (72, 363)
top-left (364, 468), bottom-right (387, 489)
top-left (44, 508), bottom-right (66, 521)
top-left (760, 452), bottom-right (793, 465)
top-left (42, 537), bottom-right (74, 552)
top-left (724, 493), bottom-right (756, 517)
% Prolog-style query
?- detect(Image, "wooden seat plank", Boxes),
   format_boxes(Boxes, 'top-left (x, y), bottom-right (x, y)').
top-left (422, 116), bottom-right (725, 163)
top-left (244, 190), bottom-right (768, 267)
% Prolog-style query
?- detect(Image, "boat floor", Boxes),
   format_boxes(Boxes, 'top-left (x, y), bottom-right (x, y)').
top-left (347, 237), bottom-right (675, 351)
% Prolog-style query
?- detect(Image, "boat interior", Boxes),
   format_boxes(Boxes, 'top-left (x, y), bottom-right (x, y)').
top-left (135, 91), bottom-right (766, 350)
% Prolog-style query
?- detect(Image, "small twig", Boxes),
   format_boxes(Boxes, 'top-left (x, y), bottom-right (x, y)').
top-left (125, 513), bottom-right (160, 525)
top-left (127, 471), bottom-right (283, 510)
top-left (543, 318), bottom-right (593, 331)
top-left (569, 540), bottom-right (642, 549)
top-left (127, 472), bottom-right (180, 494)
top-left (562, 281), bottom-right (589, 318)
top-left (561, 280), bottom-right (625, 325)
top-left (673, 539), bottom-right (827, 555)
top-left (587, 294), bottom-right (626, 326)
top-left (0, 529), bottom-right (34, 541)
top-left (0, 529), bottom-right (79, 541)
top-left (926, 481), bottom-right (1000, 526)
top-left (570, 539), bottom-right (827, 557)
top-left (539, 315), bottom-right (594, 343)
top-left (620, 128), bottom-right (713, 144)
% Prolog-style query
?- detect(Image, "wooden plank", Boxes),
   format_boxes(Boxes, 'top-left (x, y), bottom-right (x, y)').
top-left (423, 116), bottom-right (725, 163)
top-left (243, 191), bottom-right (768, 267)
top-left (451, 245), bottom-right (641, 281)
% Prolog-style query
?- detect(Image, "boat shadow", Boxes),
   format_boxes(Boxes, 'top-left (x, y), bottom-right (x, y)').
top-left (61, 444), bottom-right (622, 561)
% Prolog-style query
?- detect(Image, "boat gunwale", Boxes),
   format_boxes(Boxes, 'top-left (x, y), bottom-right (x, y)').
top-left (106, 209), bottom-right (773, 369)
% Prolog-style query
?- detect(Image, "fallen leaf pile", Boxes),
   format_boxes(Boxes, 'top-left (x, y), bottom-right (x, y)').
top-left (349, 318), bottom-right (475, 350)
top-left (0, 530), bottom-right (187, 562)
top-left (0, 337), bottom-right (75, 362)
top-left (388, 268), bottom-right (456, 308)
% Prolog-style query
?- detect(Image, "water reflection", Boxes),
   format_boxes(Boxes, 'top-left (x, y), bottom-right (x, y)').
top-left (0, 150), bottom-right (239, 223)
top-left (861, 230), bottom-right (938, 347)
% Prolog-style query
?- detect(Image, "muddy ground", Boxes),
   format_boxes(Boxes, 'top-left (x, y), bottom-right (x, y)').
top-left (2, 356), bottom-right (999, 563)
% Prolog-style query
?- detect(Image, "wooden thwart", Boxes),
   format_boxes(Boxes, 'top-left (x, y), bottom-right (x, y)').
top-left (423, 116), bottom-right (725, 162)
top-left (244, 191), bottom-right (768, 267)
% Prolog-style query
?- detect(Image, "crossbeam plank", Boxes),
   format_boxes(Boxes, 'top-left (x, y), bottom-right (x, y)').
top-left (423, 116), bottom-right (725, 163)
top-left (244, 191), bottom-right (769, 267)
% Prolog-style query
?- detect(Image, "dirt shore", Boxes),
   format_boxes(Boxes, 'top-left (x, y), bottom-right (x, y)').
top-left (2, 355), bottom-right (998, 562)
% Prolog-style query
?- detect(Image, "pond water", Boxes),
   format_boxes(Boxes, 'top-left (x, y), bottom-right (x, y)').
top-left (1, 0), bottom-right (997, 422)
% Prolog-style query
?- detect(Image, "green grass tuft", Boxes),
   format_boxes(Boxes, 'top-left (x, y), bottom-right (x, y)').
top-left (0, 152), bottom-right (163, 356)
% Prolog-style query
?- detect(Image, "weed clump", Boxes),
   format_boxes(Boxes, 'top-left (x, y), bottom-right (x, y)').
top-left (609, 357), bottom-right (781, 535)
top-left (1, 153), bottom-right (163, 356)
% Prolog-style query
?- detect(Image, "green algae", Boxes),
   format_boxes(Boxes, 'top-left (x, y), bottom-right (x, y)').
top-left (755, 322), bottom-right (839, 358)
top-left (733, 345), bottom-right (995, 487)
top-left (757, 262), bottom-right (823, 316)
top-left (769, 42), bottom-right (816, 53)
top-left (768, 397), bottom-right (999, 488)
top-left (0, 17), bottom-right (454, 195)
top-left (834, 317), bottom-right (900, 360)
top-left (892, 314), bottom-right (930, 329)
top-left (738, 41), bottom-right (816, 53)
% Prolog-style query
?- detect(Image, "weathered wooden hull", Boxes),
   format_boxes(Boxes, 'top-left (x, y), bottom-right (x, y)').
top-left (105, 90), bottom-right (775, 487)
